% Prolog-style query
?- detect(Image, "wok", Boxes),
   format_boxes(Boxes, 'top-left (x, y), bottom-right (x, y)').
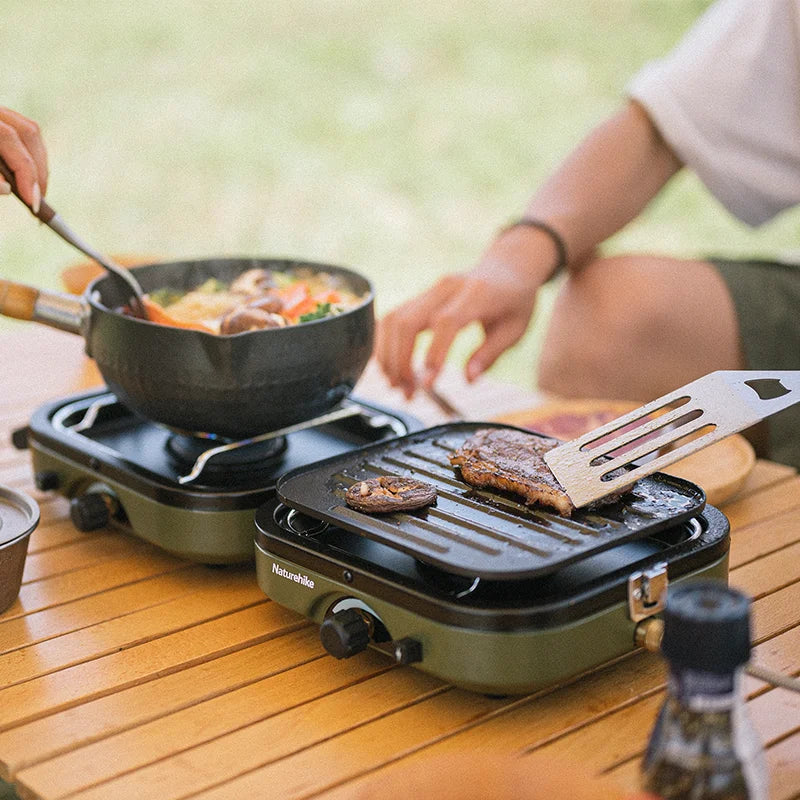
top-left (0, 257), bottom-right (374, 439)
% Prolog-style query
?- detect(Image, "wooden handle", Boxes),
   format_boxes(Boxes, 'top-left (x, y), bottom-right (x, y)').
top-left (0, 278), bottom-right (39, 321)
top-left (0, 156), bottom-right (56, 224)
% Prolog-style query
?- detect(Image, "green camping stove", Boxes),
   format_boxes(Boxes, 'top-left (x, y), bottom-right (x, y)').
top-left (255, 423), bottom-right (730, 695)
top-left (17, 389), bottom-right (416, 564)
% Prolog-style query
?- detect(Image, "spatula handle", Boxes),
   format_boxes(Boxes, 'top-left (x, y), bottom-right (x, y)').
top-left (722, 370), bottom-right (800, 416)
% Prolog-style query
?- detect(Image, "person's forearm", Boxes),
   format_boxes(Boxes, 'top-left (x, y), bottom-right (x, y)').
top-left (524, 100), bottom-right (682, 269)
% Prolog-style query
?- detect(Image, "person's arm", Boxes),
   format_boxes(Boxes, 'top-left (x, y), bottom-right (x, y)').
top-left (376, 100), bottom-right (682, 397)
top-left (0, 107), bottom-right (48, 213)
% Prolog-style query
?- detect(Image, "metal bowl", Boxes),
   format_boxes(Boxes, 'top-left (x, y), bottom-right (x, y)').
top-left (0, 486), bottom-right (40, 614)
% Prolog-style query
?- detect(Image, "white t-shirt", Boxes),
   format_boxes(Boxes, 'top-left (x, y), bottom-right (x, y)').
top-left (628, 0), bottom-right (800, 227)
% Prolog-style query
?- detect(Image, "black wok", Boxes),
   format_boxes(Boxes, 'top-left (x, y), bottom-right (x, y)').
top-left (0, 257), bottom-right (374, 438)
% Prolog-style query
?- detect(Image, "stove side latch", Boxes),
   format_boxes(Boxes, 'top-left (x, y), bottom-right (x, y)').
top-left (627, 562), bottom-right (668, 622)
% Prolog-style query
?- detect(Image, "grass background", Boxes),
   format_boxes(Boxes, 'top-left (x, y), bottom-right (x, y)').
top-left (2, 0), bottom-right (798, 390)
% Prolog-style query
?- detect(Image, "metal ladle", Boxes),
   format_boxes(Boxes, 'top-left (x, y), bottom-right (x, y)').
top-left (0, 158), bottom-right (148, 319)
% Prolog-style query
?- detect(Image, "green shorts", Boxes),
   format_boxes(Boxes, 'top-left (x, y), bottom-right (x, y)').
top-left (710, 258), bottom-right (800, 469)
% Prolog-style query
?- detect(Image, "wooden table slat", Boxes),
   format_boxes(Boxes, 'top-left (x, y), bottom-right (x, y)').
top-left (0, 569), bottom-right (264, 688)
top-left (7, 548), bottom-right (189, 621)
top-left (0, 626), bottom-right (325, 779)
top-left (24, 667), bottom-right (446, 800)
top-left (15, 650), bottom-right (397, 798)
top-left (722, 475), bottom-right (800, 531)
top-left (0, 603), bottom-right (303, 732)
top-left (728, 505), bottom-right (800, 570)
top-left (0, 565), bottom-right (207, 655)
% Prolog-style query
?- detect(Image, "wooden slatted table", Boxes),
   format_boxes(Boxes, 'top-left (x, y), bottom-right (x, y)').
top-left (1, 326), bottom-right (799, 800)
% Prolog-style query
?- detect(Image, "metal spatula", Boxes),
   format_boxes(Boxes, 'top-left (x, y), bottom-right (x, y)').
top-left (544, 370), bottom-right (800, 508)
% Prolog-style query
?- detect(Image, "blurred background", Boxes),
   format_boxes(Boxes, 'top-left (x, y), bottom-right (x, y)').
top-left (2, 0), bottom-right (798, 390)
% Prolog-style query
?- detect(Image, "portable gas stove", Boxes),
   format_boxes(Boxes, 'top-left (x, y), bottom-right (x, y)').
top-left (15, 389), bottom-right (418, 563)
top-left (255, 423), bottom-right (730, 695)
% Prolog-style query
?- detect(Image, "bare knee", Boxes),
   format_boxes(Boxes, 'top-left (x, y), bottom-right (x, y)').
top-left (538, 257), bottom-right (647, 397)
top-left (537, 255), bottom-right (742, 400)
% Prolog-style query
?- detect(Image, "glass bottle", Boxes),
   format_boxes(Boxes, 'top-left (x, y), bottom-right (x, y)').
top-left (641, 581), bottom-right (768, 800)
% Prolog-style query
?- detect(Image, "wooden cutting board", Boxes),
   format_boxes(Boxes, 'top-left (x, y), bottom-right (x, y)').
top-left (493, 398), bottom-right (756, 507)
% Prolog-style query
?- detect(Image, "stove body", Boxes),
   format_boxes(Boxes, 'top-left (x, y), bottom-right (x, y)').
top-left (256, 504), bottom-right (729, 695)
top-left (21, 390), bottom-right (417, 563)
top-left (254, 424), bottom-right (731, 695)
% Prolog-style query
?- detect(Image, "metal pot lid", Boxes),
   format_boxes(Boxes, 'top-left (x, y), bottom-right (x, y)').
top-left (0, 485), bottom-right (40, 547)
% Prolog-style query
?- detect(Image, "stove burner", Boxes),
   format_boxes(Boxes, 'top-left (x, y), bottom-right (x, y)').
top-left (23, 388), bottom-right (418, 564)
top-left (285, 509), bottom-right (330, 536)
top-left (166, 433), bottom-right (288, 477)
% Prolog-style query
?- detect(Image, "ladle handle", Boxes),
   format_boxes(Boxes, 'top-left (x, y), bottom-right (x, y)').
top-left (0, 158), bottom-right (56, 224)
top-left (0, 277), bottom-right (86, 334)
top-left (0, 156), bottom-right (148, 319)
top-left (0, 278), bottom-right (37, 320)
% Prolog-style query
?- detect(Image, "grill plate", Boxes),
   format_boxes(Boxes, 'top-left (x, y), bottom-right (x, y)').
top-left (276, 423), bottom-right (705, 580)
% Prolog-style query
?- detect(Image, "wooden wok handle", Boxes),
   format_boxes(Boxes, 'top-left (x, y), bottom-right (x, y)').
top-left (0, 157), bottom-right (56, 224)
top-left (0, 278), bottom-right (39, 321)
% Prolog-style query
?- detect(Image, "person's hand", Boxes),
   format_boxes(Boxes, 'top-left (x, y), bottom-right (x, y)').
top-left (0, 107), bottom-right (48, 213)
top-left (376, 225), bottom-right (558, 397)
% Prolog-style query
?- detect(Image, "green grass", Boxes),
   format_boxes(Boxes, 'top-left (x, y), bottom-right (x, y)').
top-left (2, 0), bottom-right (798, 389)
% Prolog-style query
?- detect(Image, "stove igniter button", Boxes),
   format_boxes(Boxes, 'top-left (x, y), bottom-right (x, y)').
top-left (34, 470), bottom-right (60, 491)
top-left (70, 493), bottom-right (113, 532)
top-left (320, 608), bottom-right (371, 659)
top-left (393, 637), bottom-right (422, 665)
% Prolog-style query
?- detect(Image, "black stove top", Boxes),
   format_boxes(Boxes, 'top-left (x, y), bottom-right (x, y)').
top-left (17, 389), bottom-right (420, 564)
top-left (23, 390), bottom-right (418, 506)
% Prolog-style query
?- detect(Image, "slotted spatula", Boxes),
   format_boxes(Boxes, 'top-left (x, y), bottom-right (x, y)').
top-left (544, 370), bottom-right (800, 508)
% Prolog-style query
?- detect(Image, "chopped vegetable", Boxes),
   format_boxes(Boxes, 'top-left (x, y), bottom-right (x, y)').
top-left (141, 297), bottom-right (216, 333)
top-left (299, 302), bottom-right (332, 322)
top-left (149, 287), bottom-right (185, 308)
top-left (196, 278), bottom-right (228, 293)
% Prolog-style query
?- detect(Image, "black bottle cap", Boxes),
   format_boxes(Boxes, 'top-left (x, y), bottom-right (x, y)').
top-left (661, 581), bottom-right (751, 673)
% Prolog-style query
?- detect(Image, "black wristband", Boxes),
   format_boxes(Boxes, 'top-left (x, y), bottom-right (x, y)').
top-left (499, 217), bottom-right (569, 276)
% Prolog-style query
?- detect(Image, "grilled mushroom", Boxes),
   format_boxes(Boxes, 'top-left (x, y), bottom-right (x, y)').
top-left (219, 307), bottom-right (286, 334)
top-left (230, 268), bottom-right (276, 295)
top-left (345, 476), bottom-right (437, 514)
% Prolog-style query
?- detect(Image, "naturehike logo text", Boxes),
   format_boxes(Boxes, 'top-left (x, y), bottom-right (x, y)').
top-left (272, 562), bottom-right (315, 589)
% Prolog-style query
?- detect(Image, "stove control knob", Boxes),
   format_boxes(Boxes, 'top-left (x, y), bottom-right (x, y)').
top-left (320, 608), bottom-right (371, 659)
top-left (70, 493), bottom-right (111, 532)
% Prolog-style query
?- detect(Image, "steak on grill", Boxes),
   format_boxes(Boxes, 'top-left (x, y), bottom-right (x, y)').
top-left (449, 428), bottom-right (577, 516)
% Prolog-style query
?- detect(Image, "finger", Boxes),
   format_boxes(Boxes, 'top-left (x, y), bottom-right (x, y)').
top-left (375, 314), bottom-right (412, 394)
top-left (421, 315), bottom-right (462, 388)
top-left (0, 108), bottom-right (48, 194)
top-left (421, 287), bottom-right (484, 387)
top-left (379, 299), bottom-right (437, 397)
top-left (0, 121), bottom-right (40, 210)
top-left (466, 316), bottom-right (530, 381)
top-left (378, 277), bottom-right (466, 395)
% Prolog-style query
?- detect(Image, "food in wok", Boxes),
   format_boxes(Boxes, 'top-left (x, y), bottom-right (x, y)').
top-left (139, 267), bottom-right (368, 334)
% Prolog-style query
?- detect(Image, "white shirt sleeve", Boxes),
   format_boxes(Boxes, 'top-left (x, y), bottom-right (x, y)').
top-left (628, 0), bottom-right (800, 227)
